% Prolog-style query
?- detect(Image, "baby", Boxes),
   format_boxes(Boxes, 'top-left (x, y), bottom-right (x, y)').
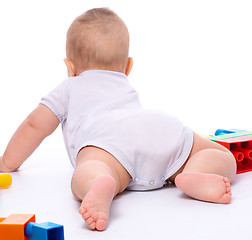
top-left (0, 8), bottom-right (236, 231)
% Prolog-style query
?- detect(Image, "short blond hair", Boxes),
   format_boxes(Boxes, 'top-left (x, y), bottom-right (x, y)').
top-left (66, 8), bottom-right (129, 72)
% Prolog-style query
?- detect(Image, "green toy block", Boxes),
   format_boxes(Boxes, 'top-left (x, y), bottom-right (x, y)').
top-left (209, 131), bottom-right (252, 142)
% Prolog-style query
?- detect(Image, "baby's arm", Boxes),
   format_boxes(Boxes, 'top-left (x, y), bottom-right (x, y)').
top-left (0, 104), bottom-right (59, 172)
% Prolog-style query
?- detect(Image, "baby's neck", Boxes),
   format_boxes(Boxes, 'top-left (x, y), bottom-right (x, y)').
top-left (77, 67), bottom-right (124, 76)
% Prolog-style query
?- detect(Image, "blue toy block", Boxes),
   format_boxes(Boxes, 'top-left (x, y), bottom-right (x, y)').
top-left (25, 222), bottom-right (64, 240)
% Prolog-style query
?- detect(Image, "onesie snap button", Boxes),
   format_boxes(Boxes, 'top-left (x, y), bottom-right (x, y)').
top-left (149, 180), bottom-right (155, 185)
top-left (134, 177), bottom-right (140, 183)
top-left (161, 176), bottom-right (165, 181)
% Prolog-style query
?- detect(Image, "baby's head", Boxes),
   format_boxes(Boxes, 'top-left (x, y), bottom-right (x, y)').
top-left (65, 8), bottom-right (133, 76)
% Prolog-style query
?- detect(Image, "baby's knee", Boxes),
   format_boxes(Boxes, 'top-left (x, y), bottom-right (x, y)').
top-left (73, 160), bottom-right (122, 193)
top-left (224, 150), bottom-right (237, 182)
top-left (71, 161), bottom-right (120, 200)
top-left (210, 148), bottom-right (237, 181)
top-left (73, 160), bottom-right (114, 182)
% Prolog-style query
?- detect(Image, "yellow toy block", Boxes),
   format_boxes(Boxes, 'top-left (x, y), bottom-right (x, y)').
top-left (0, 173), bottom-right (12, 188)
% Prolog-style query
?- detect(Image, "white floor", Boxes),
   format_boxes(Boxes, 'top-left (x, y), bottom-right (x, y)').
top-left (1, 132), bottom-right (252, 240)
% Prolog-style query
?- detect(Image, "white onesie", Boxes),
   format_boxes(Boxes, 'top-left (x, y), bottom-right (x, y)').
top-left (41, 70), bottom-right (193, 191)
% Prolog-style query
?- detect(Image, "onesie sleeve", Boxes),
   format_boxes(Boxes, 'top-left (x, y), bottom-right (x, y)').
top-left (40, 80), bottom-right (69, 123)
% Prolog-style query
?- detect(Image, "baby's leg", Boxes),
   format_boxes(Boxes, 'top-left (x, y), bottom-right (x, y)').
top-left (71, 146), bottom-right (131, 231)
top-left (173, 133), bottom-right (237, 204)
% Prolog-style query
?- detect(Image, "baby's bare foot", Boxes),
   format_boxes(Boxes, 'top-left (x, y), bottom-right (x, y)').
top-left (175, 172), bottom-right (232, 204)
top-left (79, 175), bottom-right (117, 231)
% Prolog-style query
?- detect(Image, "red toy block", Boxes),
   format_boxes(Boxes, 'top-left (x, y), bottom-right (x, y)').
top-left (216, 135), bottom-right (252, 174)
top-left (0, 214), bottom-right (35, 240)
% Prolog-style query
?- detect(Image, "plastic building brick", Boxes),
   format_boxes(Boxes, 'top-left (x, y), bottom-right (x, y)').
top-left (215, 135), bottom-right (252, 174)
top-left (209, 130), bottom-right (252, 142)
top-left (0, 214), bottom-right (36, 240)
top-left (25, 222), bottom-right (64, 240)
top-left (0, 173), bottom-right (12, 188)
top-left (0, 214), bottom-right (64, 240)
top-left (215, 128), bottom-right (245, 136)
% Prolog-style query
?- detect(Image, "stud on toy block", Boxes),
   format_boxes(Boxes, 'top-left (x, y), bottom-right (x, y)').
top-left (0, 214), bottom-right (64, 240)
top-left (0, 173), bottom-right (12, 188)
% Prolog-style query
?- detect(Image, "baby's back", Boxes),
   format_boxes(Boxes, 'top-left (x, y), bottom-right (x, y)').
top-left (41, 70), bottom-right (142, 166)
top-left (41, 69), bottom-right (193, 191)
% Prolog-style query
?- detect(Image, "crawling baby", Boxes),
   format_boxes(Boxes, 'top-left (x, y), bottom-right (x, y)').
top-left (0, 8), bottom-right (236, 231)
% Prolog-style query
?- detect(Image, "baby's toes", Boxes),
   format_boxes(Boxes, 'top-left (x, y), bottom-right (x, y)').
top-left (79, 206), bottom-right (87, 215)
top-left (83, 211), bottom-right (91, 220)
top-left (89, 222), bottom-right (96, 230)
top-left (79, 206), bottom-right (91, 220)
top-left (219, 192), bottom-right (232, 204)
top-left (226, 185), bottom-right (232, 194)
top-left (86, 217), bottom-right (94, 225)
top-left (223, 178), bottom-right (231, 193)
top-left (223, 177), bottom-right (230, 185)
top-left (96, 219), bottom-right (107, 231)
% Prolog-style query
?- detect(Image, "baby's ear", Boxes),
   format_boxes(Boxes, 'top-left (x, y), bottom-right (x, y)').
top-left (64, 58), bottom-right (77, 77)
top-left (125, 57), bottom-right (133, 76)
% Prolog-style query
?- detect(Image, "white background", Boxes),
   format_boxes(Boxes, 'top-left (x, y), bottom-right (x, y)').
top-left (1, 1), bottom-right (252, 239)
top-left (0, 0), bottom-right (251, 140)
